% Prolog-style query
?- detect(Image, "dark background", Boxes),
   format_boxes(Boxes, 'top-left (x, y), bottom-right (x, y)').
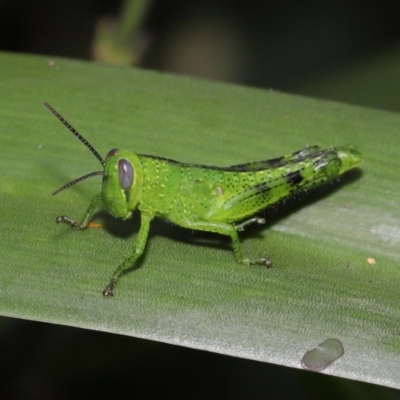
top-left (2, 0), bottom-right (400, 108)
top-left (1, 1), bottom-right (400, 398)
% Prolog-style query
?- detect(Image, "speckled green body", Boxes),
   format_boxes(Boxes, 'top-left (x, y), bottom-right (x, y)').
top-left (133, 146), bottom-right (361, 225)
top-left (44, 102), bottom-right (362, 296)
top-left (94, 145), bottom-right (361, 295)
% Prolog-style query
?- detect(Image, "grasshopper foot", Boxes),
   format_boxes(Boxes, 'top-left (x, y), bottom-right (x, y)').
top-left (102, 279), bottom-right (116, 297)
top-left (244, 258), bottom-right (273, 267)
top-left (56, 215), bottom-right (79, 228)
top-left (235, 217), bottom-right (266, 232)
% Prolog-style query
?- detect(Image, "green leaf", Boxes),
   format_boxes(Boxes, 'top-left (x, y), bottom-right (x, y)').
top-left (0, 52), bottom-right (399, 388)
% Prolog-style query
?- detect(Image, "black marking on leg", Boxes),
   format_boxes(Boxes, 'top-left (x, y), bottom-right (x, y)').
top-left (286, 171), bottom-right (303, 186)
top-left (255, 182), bottom-right (269, 192)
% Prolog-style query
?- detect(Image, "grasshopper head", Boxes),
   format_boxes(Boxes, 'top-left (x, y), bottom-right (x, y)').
top-left (102, 149), bottom-right (143, 220)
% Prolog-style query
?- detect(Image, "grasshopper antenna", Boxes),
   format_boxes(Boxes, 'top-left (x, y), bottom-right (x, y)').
top-left (42, 101), bottom-right (105, 167)
top-left (51, 171), bottom-right (104, 196)
top-left (43, 101), bottom-right (106, 196)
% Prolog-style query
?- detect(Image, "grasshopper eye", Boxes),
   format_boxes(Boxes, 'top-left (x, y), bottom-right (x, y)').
top-left (118, 159), bottom-right (134, 190)
top-left (106, 148), bottom-right (119, 160)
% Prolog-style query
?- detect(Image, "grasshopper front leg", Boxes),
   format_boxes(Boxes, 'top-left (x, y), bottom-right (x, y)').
top-left (102, 212), bottom-right (154, 297)
top-left (56, 193), bottom-right (103, 229)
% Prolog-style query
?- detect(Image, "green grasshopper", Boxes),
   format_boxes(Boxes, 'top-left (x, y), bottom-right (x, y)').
top-left (43, 101), bottom-right (362, 296)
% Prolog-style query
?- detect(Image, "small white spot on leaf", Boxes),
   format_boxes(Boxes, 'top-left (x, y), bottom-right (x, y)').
top-left (367, 257), bottom-right (376, 265)
top-left (301, 338), bottom-right (345, 372)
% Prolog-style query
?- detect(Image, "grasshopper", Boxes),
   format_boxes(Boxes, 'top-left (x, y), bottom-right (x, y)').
top-left (43, 102), bottom-right (362, 296)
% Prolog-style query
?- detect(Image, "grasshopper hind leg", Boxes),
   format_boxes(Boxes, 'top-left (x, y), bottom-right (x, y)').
top-left (234, 217), bottom-right (273, 265)
top-left (234, 216), bottom-right (266, 232)
top-left (224, 221), bottom-right (273, 267)
top-left (174, 219), bottom-right (272, 268)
